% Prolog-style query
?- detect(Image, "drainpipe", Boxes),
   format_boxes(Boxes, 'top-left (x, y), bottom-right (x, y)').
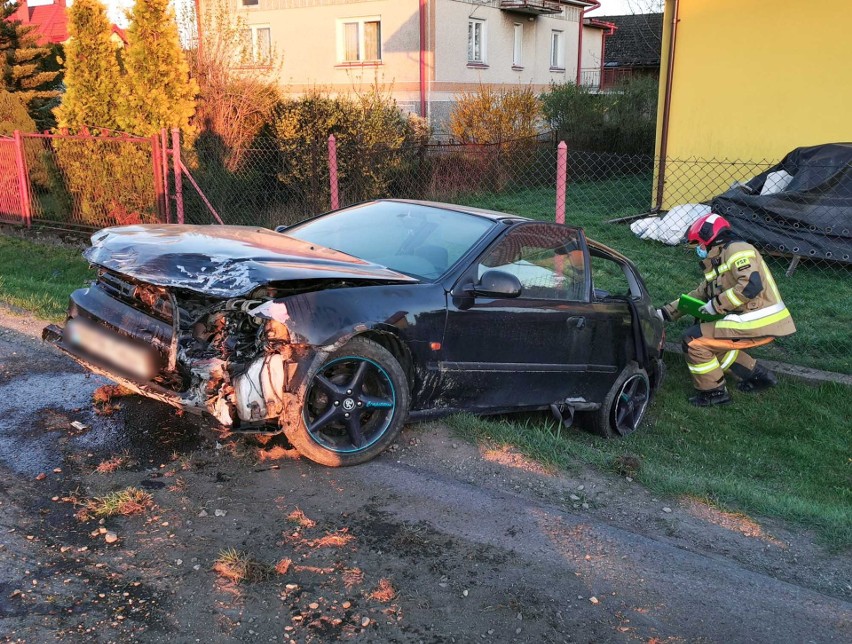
top-left (419, 0), bottom-right (428, 119)
top-left (655, 0), bottom-right (680, 211)
top-left (576, 1), bottom-right (601, 85)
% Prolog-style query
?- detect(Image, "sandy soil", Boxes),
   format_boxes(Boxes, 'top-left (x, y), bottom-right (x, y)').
top-left (0, 307), bottom-right (850, 643)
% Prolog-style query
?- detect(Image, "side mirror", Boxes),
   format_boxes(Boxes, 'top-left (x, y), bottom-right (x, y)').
top-left (471, 270), bottom-right (522, 298)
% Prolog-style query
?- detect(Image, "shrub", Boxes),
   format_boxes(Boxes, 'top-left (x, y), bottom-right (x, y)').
top-left (446, 85), bottom-right (544, 193)
top-left (541, 76), bottom-right (659, 155)
top-left (0, 88), bottom-right (60, 193)
top-left (187, 0), bottom-right (280, 173)
top-left (449, 84), bottom-right (542, 148)
top-left (275, 86), bottom-right (421, 211)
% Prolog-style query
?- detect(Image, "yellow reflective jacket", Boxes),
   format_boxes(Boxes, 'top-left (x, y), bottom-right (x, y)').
top-left (664, 241), bottom-right (796, 339)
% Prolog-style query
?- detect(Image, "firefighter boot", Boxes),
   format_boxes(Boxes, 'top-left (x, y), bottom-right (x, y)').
top-left (688, 385), bottom-right (732, 407)
top-left (737, 363), bottom-right (777, 393)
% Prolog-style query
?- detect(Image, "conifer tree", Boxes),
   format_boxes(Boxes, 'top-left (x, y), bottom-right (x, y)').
top-left (120, 0), bottom-right (197, 136)
top-left (0, 2), bottom-right (62, 129)
top-left (0, 85), bottom-right (36, 135)
top-left (53, 0), bottom-right (123, 131)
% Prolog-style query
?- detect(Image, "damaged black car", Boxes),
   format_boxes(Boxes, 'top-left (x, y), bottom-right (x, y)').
top-left (43, 200), bottom-right (665, 466)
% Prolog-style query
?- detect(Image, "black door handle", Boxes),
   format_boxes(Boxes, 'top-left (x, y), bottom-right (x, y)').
top-left (567, 316), bottom-right (586, 329)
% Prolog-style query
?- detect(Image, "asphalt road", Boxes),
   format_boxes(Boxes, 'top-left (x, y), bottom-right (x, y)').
top-left (0, 309), bottom-right (850, 643)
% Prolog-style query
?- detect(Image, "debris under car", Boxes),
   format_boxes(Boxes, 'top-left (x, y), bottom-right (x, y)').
top-left (44, 200), bottom-right (666, 466)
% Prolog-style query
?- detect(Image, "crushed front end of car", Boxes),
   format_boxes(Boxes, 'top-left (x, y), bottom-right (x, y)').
top-left (43, 267), bottom-right (313, 430)
top-left (42, 225), bottom-right (415, 438)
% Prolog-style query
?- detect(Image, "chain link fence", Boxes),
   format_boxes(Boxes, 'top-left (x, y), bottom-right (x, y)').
top-left (0, 131), bottom-right (164, 230)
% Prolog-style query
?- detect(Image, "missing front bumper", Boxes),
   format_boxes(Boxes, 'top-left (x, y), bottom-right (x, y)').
top-left (42, 324), bottom-right (196, 414)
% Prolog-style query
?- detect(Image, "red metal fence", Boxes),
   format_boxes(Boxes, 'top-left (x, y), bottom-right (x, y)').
top-left (0, 133), bottom-right (32, 226)
top-left (0, 128), bottom-right (220, 229)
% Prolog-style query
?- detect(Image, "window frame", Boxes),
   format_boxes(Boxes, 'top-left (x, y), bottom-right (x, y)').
top-left (337, 16), bottom-right (383, 64)
top-left (550, 29), bottom-right (564, 70)
top-left (472, 222), bottom-right (590, 303)
top-left (512, 22), bottom-right (523, 68)
top-left (243, 24), bottom-right (272, 63)
top-left (467, 18), bottom-right (487, 65)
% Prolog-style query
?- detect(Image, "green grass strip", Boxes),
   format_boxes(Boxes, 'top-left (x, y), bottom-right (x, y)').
top-left (0, 234), bottom-right (94, 321)
top-left (447, 354), bottom-right (852, 549)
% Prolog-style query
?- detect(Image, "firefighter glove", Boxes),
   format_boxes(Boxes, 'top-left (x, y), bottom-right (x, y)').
top-left (699, 300), bottom-right (716, 316)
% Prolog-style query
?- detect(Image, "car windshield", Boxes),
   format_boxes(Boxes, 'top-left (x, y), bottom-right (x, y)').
top-left (284, 202), bottom-right (496, 280)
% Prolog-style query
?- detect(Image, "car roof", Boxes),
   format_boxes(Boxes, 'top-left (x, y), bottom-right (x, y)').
top-left (378, 199), bottom-right (531, 224)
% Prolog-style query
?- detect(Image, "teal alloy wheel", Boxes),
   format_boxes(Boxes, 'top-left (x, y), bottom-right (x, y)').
top-left (612, 373), bottom-right (650, 436)
top-left (286, 337), bottom-right (408, 466)
top-left (304, 356), bottom-right (397, 453)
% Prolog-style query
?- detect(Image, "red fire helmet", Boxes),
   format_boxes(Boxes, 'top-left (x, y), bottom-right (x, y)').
top-left (687, 213), bottom-right (731, 246)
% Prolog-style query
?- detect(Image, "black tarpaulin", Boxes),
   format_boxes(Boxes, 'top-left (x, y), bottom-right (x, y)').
top-left (711, 143), bottom-right (852, 265)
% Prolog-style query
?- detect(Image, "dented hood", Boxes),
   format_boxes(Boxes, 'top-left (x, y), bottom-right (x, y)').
top-left (85, 225), bottom-right (417, 298)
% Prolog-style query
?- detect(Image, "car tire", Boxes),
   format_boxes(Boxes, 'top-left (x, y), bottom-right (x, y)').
top-left (581, 362), bottom-right (650, 439)
top-left (285, 337), bottom-right (410, 467)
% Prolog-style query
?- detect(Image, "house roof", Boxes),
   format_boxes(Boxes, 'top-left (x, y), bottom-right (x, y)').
top-left (584, 17), bottom-right (617, 35)
top-left (16, 2), bottom-right (69, 45)
top-left (7, 1), bottom-right (127, 47)
top-left (598, 13), bottom-right (664, 68)
top-left (111, 24), bottom-right (128, 44)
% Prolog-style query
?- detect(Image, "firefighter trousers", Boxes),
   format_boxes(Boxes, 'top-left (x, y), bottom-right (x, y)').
top-left (682, 323), bottom-right (774, 390)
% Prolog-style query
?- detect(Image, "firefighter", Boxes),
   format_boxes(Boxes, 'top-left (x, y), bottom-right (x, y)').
top-left (657, 213), bottom-right (796, 406)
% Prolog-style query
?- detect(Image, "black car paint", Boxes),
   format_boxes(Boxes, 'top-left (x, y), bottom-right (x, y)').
top-left (45, 201), bottom-right (665, 429)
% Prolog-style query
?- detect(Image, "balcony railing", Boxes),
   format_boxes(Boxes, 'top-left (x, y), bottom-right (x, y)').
top-left (499, 1), bottom-right (564, 16)
top-left (579, 67), bottom-right (638, 91)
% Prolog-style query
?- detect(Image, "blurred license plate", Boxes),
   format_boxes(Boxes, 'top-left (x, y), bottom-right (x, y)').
top-left (66, 318), bottom-right (156, 380)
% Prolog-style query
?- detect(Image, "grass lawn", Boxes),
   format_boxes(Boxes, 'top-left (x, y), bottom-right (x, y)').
top-left (447, 352), bottom-right (852, 549)
top-left (0, 234), bottom-right (94, 320)
top-left (462, 179), bottom-right (852, 374)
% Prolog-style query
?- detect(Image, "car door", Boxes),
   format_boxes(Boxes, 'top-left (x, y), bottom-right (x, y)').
top-left (439, 222), bottom-right (598, 411)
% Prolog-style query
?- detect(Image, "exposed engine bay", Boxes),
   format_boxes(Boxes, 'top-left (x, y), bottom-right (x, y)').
top-left (48, 269), bottom-right (363, 432)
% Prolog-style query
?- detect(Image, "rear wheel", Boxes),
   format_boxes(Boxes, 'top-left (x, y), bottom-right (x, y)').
top-left (581, 362), bottom-right (650, 438)
top-left (286, 337), bottom-right (410, 467)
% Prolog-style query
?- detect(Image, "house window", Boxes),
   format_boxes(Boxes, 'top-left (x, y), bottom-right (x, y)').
top-left (468, 18), bottom-right (486, 64)
top-left (338, 17), bottom-right (382, 63)
top-left (243, 25), bottom-right (271, 62)
top-left (513, 23), bottom-right (523, 67)
top-left (550, 30), bottom-right (563, 69)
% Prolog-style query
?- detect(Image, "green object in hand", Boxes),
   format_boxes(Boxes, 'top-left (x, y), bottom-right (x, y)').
top-left (678, 294), bottom-right (726, 322)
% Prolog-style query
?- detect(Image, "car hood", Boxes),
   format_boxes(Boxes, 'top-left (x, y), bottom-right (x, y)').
top-left (85, 225), bottom-right (417, 298)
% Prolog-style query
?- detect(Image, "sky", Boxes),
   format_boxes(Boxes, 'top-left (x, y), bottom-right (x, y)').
top-left (589, 0), bottom-right (665, 16)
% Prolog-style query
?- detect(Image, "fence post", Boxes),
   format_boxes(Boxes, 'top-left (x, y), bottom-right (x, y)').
top-left (12, 130), bottom-right (32, 228)
top-left (161, 128), bottom-right (171, 223)
top-left (151, 133), bottom-right (166, 223)
top-left (171, 128), bottom-right (184, 224)
top-left (328, 134), bottom-right (339, 211)
top-left (555, 140), bottom-right (567, 225)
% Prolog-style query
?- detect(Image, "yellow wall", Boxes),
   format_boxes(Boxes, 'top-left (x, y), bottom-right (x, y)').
top-left (655, 0), bottom-right (852, 207)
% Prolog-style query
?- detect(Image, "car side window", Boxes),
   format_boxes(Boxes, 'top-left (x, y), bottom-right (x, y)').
top-left (590, 251), bottom-right (640, 300)
top-left (477, 224), bottom-right (586, 301)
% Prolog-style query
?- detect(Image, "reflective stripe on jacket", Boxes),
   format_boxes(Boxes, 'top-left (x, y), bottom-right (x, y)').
top-left (664, 241), bottom-right (796, 339)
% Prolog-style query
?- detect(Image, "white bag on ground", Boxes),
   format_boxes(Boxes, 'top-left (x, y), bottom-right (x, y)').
top-left (760, 169), bottom-right (794, 195)
top-left (630, 203), bottom-right (711, 245)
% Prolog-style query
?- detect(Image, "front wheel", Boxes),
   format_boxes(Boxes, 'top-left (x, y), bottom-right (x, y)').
top-left (580, 362), bottom-right (650, 438)
top-left (285, 337), bottom-right (410, 467)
